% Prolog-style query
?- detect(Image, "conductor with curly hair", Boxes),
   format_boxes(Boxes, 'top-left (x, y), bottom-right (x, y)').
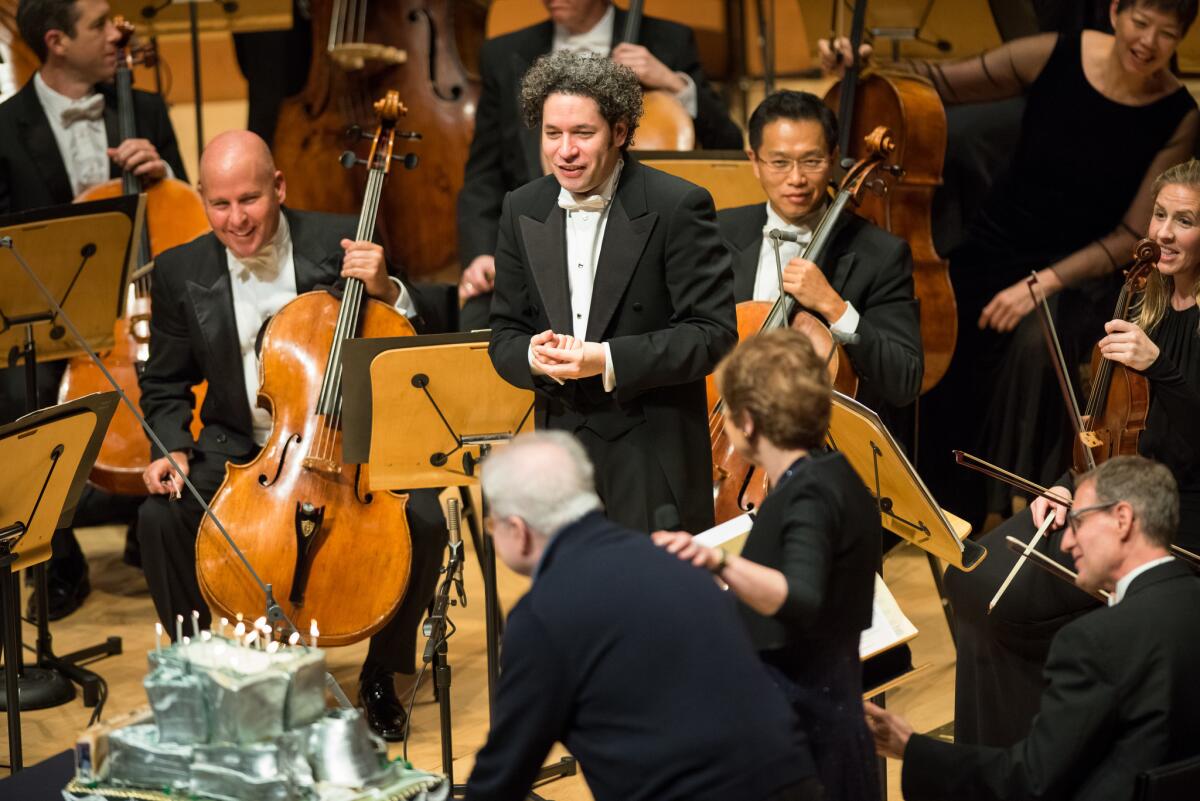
top-left (487, 51), bottom-right (737, 534)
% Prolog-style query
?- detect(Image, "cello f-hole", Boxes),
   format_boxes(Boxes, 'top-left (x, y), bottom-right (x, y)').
top-left (259, 433), bottom-right (302, 487)
top-left (409, 7), bottom-right (464, 102)
top-left (736, 466), bottom-right (759, 513)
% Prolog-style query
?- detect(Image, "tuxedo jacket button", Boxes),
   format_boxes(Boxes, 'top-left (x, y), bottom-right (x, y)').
top-left (632, 302), bottom-right (644, 312)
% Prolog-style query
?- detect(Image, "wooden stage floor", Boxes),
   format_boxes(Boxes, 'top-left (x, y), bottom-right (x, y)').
top-left (0, 519), bottom-right (957, 799)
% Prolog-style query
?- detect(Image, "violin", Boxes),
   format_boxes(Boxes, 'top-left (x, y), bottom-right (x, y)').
top-left (711, 128), bottom-right (896, 523)
top-left (620, 0), bottom-right (694, 151)
top-left (58, 17), bottom-right (209, 496)
top-left (823, 0), bottom-right (955, 394)
top-left (195, 93), bottom-right (418, 646)
top-left (1029, 239), bottom-right (1157, 476)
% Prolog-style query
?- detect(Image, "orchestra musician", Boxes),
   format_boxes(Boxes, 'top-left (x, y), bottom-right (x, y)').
top-left (0, 0), bottom-right (188, 619)
top-left (487, 51), bottom-right (737, 535)
top-left (944, 159), bottom-right (1200, 748)
top-left (717, 90), bottom-right (923, 424)
top-left (655, 328), bottom-right (880, 801)
top-left (866, 455), bottom-right (1200, 801)
top-left (136, 130), bottom-right (449, 741)
top-left (826, 0), bottom-right (1199, 530)
top-left (465, 431), bottom-right (822, 801)
top-left (456, 0), bottom-right (743, 330)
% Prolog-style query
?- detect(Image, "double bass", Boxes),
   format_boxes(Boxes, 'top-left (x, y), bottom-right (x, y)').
top-left (195, 93), bottom-right (417, 646)
top-left (619, 0), bottom-right (694, 150)
top-left (273, 0), bottom-right (483, 277)
top-left (711, 130), bottom-right (896, 523)
top-left (59, 18), bottom-right (209, 496)
top-left (823, 0), bottom-right (956, 393)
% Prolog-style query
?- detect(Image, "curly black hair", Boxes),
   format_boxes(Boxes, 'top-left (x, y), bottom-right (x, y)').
top-left (520, 50), bottom-right (644, 148)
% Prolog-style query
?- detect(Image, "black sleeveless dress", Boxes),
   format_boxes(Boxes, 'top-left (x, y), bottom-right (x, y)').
top-left (918, 33), bottom-right (1197, 529)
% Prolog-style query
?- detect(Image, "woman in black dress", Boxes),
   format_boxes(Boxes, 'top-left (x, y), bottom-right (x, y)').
top-left (827, 0), bottom-right (1199, 528)
top-left (945, 158), bottom-right (1200, 748)
top-left (654, 328), bottom-right (880, 801)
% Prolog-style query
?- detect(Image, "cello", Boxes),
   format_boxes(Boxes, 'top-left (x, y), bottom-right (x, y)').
top-left (711, 129), bottom-right (895, 523)
top-left (619, 0), bottom-right (694, 151)
top-left (822, 0), bottom-right (955, 394)
top-left (195, 93), bottom-right (417, 646)
top-left (272, 0), bottom-right (483, 278)
top-left (58, 18), bottom-right (210, 496)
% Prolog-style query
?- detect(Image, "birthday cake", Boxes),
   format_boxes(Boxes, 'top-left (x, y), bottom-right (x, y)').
top-left (66, 625), bottom-right (448, 801)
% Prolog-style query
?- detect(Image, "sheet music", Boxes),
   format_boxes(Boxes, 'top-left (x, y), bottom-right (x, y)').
top-left (860, 573), bottom-right (918, 660)
top-left (693, 513), bottom-right (754, 552)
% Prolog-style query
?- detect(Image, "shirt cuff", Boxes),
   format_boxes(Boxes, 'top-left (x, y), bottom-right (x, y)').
top-left (829, 301), bottom-right (860, 340)
top-left (602, 342), bottom-right (616, 391)
top-left (675, 72), bottom-right (698, 118)
top-left (389, 276), bottom-right (419, 319)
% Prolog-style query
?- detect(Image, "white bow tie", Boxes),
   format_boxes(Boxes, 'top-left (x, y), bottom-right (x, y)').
top-left (231, 244), bottom-right (281, 280)
top-left (559, 192), bottom-right (608, 213)
top-left (61, 94), bottom-right (105, 127)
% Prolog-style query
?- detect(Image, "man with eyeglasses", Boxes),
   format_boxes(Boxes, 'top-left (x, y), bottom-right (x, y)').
top-left (864, 455), bottom-right (1200, 801)
top-left (717, 90), bottom-right (923, 423)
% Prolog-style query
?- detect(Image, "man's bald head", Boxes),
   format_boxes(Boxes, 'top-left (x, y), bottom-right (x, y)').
top-left (199, 130), bottom-right (277, 193)
top-left (197, 130), bottom-right (287, 259)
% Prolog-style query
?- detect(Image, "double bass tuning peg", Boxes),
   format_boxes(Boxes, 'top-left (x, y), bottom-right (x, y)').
top-left (339, 151), bottom-right (421, 170)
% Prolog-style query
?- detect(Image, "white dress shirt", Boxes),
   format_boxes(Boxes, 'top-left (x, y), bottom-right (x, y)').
top-left (33, 72), bottom-right (109, 196)
top-left (227, 212), bottom-right (419, 444)
top-left (551, 5), bottom-right (698, 118)
top-left (754, 202), bottom-right (859, 337)
top-left (1109, 555), bottom-right (1175, 606)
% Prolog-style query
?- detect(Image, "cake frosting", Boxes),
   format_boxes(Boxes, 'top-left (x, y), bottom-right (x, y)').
top-left (66, 633), bottom-right (447, 801)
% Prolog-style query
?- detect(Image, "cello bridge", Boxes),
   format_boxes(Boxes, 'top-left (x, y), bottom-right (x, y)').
top-left (301, 456), bottom-right (341, 477)
top-left (1078, 432), bottom-right (1104, 449)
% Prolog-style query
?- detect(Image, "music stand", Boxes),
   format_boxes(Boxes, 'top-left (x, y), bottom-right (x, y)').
top-left (0, 198), bottom-right (139, 724)
top-left (0, 392), bottom-right (119, 772)
top-left (342, 332), bottom-right (575, 799)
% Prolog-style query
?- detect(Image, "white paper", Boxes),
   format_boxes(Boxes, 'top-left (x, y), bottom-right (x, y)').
top-left (860, 573), bottom-right (918, 660)
top-left (693, 513), bottom-right (754, 552)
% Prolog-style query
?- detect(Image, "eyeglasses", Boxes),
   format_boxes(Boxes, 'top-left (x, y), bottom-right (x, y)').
top-left (1066, 501), bottom-right (1118, 532)
top-left (755, 154), bottom-right (830, 176)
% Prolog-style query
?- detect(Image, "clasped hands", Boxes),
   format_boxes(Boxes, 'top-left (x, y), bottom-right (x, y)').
top-left (530, 330), bottom-right (606, 381)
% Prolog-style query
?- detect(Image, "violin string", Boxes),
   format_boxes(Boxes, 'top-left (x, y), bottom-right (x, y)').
top-left (327, 0), bottom-right (341, 50)
top-left (357, 0), bottom-right (367, 43)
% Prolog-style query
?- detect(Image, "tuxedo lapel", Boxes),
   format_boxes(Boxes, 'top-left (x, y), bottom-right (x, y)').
top-left (16, 83), bottom-right (74, 202)
top-left (284, 209), bottom-right (333, 292)
top-left (186, 236), bottom-right (252, 433)
top-left (587, 162), bottom-right (656, 340)
top-left (519, 196), bottom-right (572, 334)
top-left (732, 205), bottom-right (767, 302)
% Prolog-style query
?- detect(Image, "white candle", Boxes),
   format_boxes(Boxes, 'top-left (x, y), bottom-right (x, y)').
top-left (287, 631), bottom-right (301, 647)
top-left (309, 619), bottom-right (319, 650)
top-left (245, 630), bottom-right (258, 649)
top-left (175, 614), bottom-right (183, 644)
top-left (191, 610), bottom-right (201, 639)
top-left (219, 617), bottom-right (228, 638)
top-left (234, 621), bottom-right (247, 641)
top-left (266, 641), bottom-right (280, 654)
top-left (154, 622), bottom-right (163, 654)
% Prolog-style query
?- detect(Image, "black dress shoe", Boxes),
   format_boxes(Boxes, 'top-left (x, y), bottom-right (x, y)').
top-left (27, 572), bottom-right (91, 621)
top-left (359, 673), bottom-right (408, 742)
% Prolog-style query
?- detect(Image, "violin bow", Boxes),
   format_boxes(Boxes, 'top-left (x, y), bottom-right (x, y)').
top-left (1026, 272), bottom-right (1097, 471)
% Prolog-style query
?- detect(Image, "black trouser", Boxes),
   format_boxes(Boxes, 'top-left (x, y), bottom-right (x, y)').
top-left (943, 506), bottom-right (1099, 747)
top-left (137, 447), bottom-right (447, 675)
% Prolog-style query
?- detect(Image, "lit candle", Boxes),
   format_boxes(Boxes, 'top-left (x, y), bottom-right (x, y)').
top-left (154, 622), bottom-right (163, 654)
top-left (219, 617), bottom-right (228, 638)
top-left (287, 631), bottom-right (300, 647)
top-left (201, 631), bottom-right (212, 642)
top-left (245, 629), bottom-right (258, 649)
top-left (191, 610), bottom-right (200, 639)
top-left (266, 641), bottom-right (280, 654)
top-left (234, 621), bottom-right (247, 641)
top-left (175, 614), bottom-right (183, 644)
top-left (309, 619), bottom-right (319, 650)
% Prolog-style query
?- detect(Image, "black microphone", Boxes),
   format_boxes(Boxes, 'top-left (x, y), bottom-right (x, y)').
top-left (653, 504), bottom-right (681, 532)
top-left (767, 228), bottom-right (803, 244)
